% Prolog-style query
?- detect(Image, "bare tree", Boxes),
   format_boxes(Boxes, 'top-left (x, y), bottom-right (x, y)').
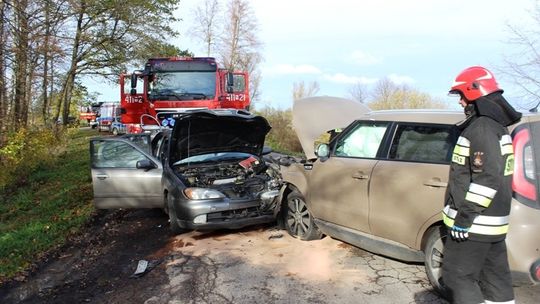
top-left (348, 82), bottom-right (368, 103)
top-left (292, 80), bottom-right (320, 101)
top-left (218, 0), bottom-right (263, 101)
top-left (500, 1), bottom-right (540, 111)
top-left (190, 0), bottom-right (221, 56)
top-left (368, 78), bottom-right (447, 110)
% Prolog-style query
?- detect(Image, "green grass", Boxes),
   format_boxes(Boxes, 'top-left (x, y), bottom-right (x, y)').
top-left (0, 128), bottom-right (97, 281)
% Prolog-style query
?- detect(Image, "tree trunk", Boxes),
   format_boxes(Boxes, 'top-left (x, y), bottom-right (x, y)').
top-left (0, 1), bottom-right (7, 143)
top-left (59, 2), bottom-right (84, 126)
top-left (13, 0), bottom-right (29, 129)
top-left (41, 0), bottom-right (51, 125)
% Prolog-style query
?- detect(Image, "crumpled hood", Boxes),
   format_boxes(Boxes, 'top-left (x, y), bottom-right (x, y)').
top-left (292, 96), bottom-right (371, 159)
top-left (169, 110), bottom-right (271, 164)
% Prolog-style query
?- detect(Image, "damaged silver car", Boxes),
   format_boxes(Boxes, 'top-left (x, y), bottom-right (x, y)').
top-left (90, 109), bottom-right (282, 234)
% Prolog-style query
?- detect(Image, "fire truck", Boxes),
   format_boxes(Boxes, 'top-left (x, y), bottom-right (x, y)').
top-left (79, 102), bottom-right (101, 128)
top-left (120, 57), bottom-right (250, 133)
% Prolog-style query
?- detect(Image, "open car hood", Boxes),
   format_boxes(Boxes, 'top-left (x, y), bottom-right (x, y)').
top-left (293, 96), bottom-right (371, 159)
top-left (169, 110), bottom-right (271, 164)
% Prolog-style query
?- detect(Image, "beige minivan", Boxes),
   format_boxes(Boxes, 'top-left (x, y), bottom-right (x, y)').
top-left (278, 96), bottom-right (540, 293)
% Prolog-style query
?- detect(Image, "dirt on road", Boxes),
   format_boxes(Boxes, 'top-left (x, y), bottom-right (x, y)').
top-left (0, 209), bottom-right (538, 304)
top-left (0, 209), bottom-right (171, 304)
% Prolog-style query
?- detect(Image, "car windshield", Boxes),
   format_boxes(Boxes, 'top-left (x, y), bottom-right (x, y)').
top-left (173, 152), bottom-right (254, 166)
top-left (149, 71), bottom-right (216, 100)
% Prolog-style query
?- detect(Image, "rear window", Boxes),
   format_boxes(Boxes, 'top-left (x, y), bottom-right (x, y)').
top-left (388, 123), bottom-right (459, 164)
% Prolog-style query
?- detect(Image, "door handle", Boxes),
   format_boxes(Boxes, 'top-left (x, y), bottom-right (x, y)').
top-left (423, 178), bottom-right (447, 188)
top-left (352, 172), bottom-right (369, 180)
top-left (96, 174), bottom-right (109, 180)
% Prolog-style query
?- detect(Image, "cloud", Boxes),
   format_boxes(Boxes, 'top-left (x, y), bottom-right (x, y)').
top-left (388, 73), bottom-right (415, 85)
top-left (264, 64), bottom-right (322, 75)
top-left (322, 73), bottom-right (378, 84)
top-left (349, 50), bottom-right (382, 66)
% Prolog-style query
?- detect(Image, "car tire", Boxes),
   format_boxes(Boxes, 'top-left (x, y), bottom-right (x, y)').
top-left (424, 226), bottom-right (450, 298)
top-left (283, 191), bottom-right (323, 241)
top-left (167, 194), bottom-right (185, 235)
top-left (112, 128), bottom-right (118, 136)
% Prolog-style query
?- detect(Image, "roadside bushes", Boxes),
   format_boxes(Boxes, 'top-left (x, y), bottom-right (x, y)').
top-left (0, 128), bottom-right (67, 190)
top-left (255, 107), bottom-right (303, 155)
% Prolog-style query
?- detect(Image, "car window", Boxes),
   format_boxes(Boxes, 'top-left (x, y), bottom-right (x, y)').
top-left (232, 74), bottom-right (246, 93)
top-left (388, 124), bottom-right (458, 163)
top-left (334, 122), bottom-right (389, 158)
top-left (121, 134), bottom-right (151, 154)
top-left (92, 140), bottom-right (149, 168)
top-left (173, 152), bottom-right (253, 166)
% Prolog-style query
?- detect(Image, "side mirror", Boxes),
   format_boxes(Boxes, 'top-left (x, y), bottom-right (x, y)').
top-left (130, 73), bottom-right (138, 95)
top-left (315, 143), bottom-right (330, 158)
top-left (226, 72), bottom-right (234, 93)
top-left (262, 146), bottom-right (272, 155)
top-left (136, 159), bottom-right (156, 171)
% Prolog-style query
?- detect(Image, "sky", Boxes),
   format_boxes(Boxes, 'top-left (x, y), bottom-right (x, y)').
top-left (89, 0), bottom-right (537, 111)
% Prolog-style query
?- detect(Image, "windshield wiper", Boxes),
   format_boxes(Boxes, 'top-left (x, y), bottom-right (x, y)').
top-left (185, 93), bottom-right (208, 99)
top-left (150, 92), bottom-right (209, 101)
top-left (149, 93), bottom-right (183, 100)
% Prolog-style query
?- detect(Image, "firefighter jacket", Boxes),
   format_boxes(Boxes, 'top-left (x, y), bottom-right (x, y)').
top-left (443, 92), bottom-right (522, 242)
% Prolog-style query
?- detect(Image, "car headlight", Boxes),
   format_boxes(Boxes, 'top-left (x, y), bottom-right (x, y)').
top-left (183, 187), bottom-right (225, 200)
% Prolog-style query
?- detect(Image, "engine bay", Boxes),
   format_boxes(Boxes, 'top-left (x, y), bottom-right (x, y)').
top-left (174, 156), bottom-right (282, 203)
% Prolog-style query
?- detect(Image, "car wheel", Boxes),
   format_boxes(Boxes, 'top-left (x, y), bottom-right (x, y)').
top-left (167, 195), bottom-right (185, 235)
top-left (112, 128), bottom-right (118, 136)
top-left (284, 191), bottom-right (323, 241)
top-left (424, 226), bottom-right (449, 297)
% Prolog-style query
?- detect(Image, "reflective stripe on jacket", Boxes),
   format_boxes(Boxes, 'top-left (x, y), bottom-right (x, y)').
top-left (443, 116), bottom-right (514, 242)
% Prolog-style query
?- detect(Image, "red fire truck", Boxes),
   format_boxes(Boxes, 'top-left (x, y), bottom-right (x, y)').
top-left (120, 57), bottom-right (250, 133)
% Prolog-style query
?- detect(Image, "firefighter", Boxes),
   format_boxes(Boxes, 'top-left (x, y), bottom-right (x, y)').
top-left (442, 66), bottom-right (522, 304)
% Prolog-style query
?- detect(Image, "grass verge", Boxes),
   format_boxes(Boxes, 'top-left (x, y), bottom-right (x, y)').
top-left (0, 128), bottom-right (98, 282)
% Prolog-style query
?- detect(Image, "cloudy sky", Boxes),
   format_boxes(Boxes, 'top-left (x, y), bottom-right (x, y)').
top-left (92, 0), bottom-right (536, 111)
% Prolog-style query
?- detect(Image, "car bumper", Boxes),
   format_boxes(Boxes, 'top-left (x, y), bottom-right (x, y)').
top-left (172, 196), bottom-right (277, 230)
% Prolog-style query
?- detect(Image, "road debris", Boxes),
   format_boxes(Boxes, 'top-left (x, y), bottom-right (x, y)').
top-left (268, 233), bottom-right (284, 240)
top-left (131, 259), bottom-right (162, 278)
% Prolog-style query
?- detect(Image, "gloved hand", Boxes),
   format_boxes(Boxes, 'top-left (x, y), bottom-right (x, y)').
top-left (450, 225), bottom-right (469, 241)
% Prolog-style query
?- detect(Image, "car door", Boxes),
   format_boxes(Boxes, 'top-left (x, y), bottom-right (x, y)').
top-left (90, 137), bottom-right (163, 209)
top-left (308, 121), bottom-right (390, 233)
top-left (368, 123), bottom-right (459, 249)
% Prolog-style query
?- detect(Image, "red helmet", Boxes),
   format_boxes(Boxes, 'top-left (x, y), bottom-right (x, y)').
top-left (449, 66), bottom-right (503, 101)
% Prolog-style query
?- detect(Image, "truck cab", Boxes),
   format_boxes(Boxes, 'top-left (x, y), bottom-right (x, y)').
top-left (120, 57), bottom-right (250, 133)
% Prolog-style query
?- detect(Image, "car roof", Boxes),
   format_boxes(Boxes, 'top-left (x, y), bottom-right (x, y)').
top-left (360, 109), bottom-right (539, 125)
top-left (361, 109), bottom-right (465, 124)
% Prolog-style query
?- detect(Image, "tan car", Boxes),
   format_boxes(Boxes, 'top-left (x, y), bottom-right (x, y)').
top-left (278, 96), bottom-right (540, 294)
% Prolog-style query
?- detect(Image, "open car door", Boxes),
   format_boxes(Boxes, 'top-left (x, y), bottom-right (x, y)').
top-left (90, 135), bottom-right (163, 209)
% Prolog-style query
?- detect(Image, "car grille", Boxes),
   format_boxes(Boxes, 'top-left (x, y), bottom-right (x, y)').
top-left (206, 206), bottom-right (271, 222)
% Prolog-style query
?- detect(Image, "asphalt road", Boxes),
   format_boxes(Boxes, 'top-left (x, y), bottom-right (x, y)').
top-left (1, 209), bottom-right (538, 304)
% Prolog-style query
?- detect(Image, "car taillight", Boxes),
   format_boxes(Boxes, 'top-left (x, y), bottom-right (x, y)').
top-left (512, 127), bottom-right (537, 202)
top-left (127, 124), bottom-right (142, 134)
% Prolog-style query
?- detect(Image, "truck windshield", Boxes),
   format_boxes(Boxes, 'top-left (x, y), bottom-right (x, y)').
top-left (149, 71), bottom-right (216, 100)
